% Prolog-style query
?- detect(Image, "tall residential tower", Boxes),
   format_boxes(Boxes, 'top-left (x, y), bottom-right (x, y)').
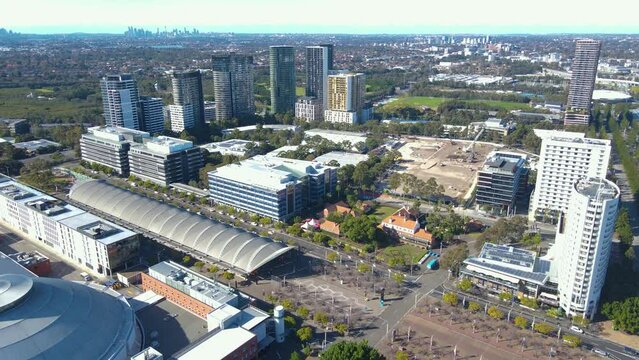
top-left (100, 74), bottom-right (140, 130)
top-left (305, 46), bottom-right (329, 111)
top-left (564, 39), bottom-right (602, 126)
top-left (318, 43), bottom-right (334, 70)
top-left (557, 177), bottom-right (619, 319)
top-left (324, 72), bottom-right (366, 124)
top-left (211, 53), bottom-right (255, 122)
top-left (269, 46), bottom-right (296, 114)
top-left (170, 70), bottom-right (205, 128)
top-left (528, 130), bottom-right (610, 223)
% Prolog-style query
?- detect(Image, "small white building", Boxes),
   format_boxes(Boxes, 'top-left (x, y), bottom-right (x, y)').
top-left (201, 139), bottom-right (257, 157)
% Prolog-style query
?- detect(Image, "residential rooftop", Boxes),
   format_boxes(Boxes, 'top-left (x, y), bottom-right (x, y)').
top-left (133, 136), bottom-right (194, 155)
top-left (533, 129), bottom-right (611, 146)
top-left (313, 151), bottom-right (369, 167)
top-left (575, 177), bottom-right (619, 202)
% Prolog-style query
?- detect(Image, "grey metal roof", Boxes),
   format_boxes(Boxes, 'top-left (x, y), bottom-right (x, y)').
top-left (463, 257), bottom-right (548, 285)
top-left (69, 180), bottom-right (293, 274)
top-left (0, 274), bottom-right (139, 360)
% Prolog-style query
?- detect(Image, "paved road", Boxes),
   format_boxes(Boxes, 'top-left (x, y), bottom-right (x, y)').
top-left (365, 268), bottom-right (449, 347)
top-left (431, 285), bottom-right (637, 360)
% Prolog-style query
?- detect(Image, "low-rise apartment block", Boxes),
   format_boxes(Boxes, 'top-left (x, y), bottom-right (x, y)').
top-left (295, 97), bottom-right (323, 122)
top-left (0, 176), bottom-right (139, 277)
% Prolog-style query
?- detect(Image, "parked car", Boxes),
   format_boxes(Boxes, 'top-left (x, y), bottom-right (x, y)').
top-left (79, 272), bottom-right (91, 281)
top-left (624, 346), bottom-right (639, 356)
top-left (569, 325), bottom-right (584, 334)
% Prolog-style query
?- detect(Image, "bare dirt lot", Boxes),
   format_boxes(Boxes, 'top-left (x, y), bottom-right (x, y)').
top-left (395, 137), bottom-right (499, 199)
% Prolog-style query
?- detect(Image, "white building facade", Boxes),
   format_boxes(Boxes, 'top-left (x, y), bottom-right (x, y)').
top-left (295, 97), bottom-right (323, 121)
top-left (529, 130), bottom-right (610, 223)
top-left (0, 177), bottom-right (139, 277)
top-left (557, 177), bottom-right (619, 319)
top-left (169, 104), bottom-right (195, 133)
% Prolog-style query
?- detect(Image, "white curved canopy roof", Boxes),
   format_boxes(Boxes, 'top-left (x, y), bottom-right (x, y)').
top-left (69, 181), bottom-right (293, 274)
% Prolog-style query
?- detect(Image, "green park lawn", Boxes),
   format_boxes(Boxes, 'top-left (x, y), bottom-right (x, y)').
top-left (372, 205), bottom-right (399, 221)
top-left (0, 87), bottom-right (100, 120)
top-left (383, 96), bottom-right (531, 112)
top-left (380, 244), bottom-right (428, 264)
top-left (296, 86), bottom-right (305, 96)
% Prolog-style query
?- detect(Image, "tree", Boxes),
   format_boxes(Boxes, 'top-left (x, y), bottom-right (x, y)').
top-left (457, 278), bottom-right (473, 292)
top-left (443, 292), bottom-right (458, 306)
top-left (533, 322), bottom-right (554, 335)
top-left (562, 334), bottom-right (582, 348)
top-left (297, 306), bottom-right (310, 319)
top-left (602, 297), bottom-right (639, 334)
top-left (467, 301), bottom-right (481, 312)
top-left (221, 271), bottom-right (235, 285)
top-left (514, 316), bottom-right (529, 329)
top-left (182, 255), bottom-right (191, 265)
top-left (281, 298), bottom-right (295, 311)
top-left (207, 264), bottom-right (219, 274)
top-left (327, 252), bottom-right (339, 262)
top-left (440, 243), bottom-right (469, 276)
top-left (357, 263), bottom-right (371, 273)
top-left (296, 326), bottom-right (314, 343)
top-left (391, 272), bottom-right (405, 284)
top-left (284, 315), bottom-right (297, 329)
top-left (194, 261), bottom-right (205, 270)
top-left (287, 224), bottom-right (303, 237)
top-left (335, 323), bottom-right (349, 336)
top-left (340, 215), bottom-right (378, 244)
top-left (487, 306), bottom-right (504, 320)
top-left (290, 352), bottom-right (302, 360)
top-left (498, 292), bottom-right (512, 302)
top-left (321, 340), bottom-right (385, 360)
top-left (476, 216), bottom-right (528, 250)
top-left (314, 311), bottom-right (329, 326)
top-left (520, 297), bottom-right (539, 309)
top-left (396, 351), bottom-right (409, 360)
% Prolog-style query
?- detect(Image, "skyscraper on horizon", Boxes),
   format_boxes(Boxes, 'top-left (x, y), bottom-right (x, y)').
top-left (170, 70), bottom-right (205, 128)
top-left (305, 46), bottom-right (329, 112)
top-left (269, 46), bottom-right (296, 114)
top-left (564, 39), bottom-right (601, 126)
top-left (528, 129), bottom-right (610, 223)
top-left (211, 53), bottom-right (255, 121)
top-left (556, 177), bottom-right (619, 319)
top-left (100, 74), bottom-right (140, 130)
top-left (318, 43), bottom-right (334, 70)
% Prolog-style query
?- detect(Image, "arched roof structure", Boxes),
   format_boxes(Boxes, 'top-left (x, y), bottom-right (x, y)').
top-left (69, 181), bottom-right (293, 274)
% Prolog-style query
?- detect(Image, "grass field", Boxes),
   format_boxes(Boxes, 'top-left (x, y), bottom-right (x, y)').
top-left (372, 205), bottom-right (398, 221)
top-left (296, 87), bottom-right (305, 96)
top-left (383, 96), bottom-right (531, 112)
top-left (0, 87), bottom-right (100, 121)
top-left (380, 244), bottom-right (428, 264)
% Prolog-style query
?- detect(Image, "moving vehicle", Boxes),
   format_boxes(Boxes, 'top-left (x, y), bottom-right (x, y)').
top-left (592, 348), bottom-right (608, 357)
top-left (569, 325), bottom-right (584, 334)
top-left (79, 272), bottom-right (91, 281)
top-left (624, 346), bottom-right (639, 357)
top-left (426, 258), bottom-right (439, 270)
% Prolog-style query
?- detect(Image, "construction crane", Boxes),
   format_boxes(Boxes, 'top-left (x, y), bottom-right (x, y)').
top-left (464, 125), bottom-right (485, 162)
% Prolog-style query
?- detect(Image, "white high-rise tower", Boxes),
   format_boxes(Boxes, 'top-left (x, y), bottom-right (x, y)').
top-left (528, 130), bottom-right (610, 223)
top-left (557, 177), bottom-right (619, 319)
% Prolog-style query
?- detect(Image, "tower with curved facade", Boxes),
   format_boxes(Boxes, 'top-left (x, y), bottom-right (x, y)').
top-left (211, 53), bottom-right (254, 122)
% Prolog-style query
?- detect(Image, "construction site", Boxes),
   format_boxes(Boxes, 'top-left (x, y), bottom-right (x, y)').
top-left (394, 137), bottom-right (500, 200)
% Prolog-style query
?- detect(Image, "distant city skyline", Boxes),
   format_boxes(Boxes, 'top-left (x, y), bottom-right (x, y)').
top-left (2, 0), bottom-right (638, 35)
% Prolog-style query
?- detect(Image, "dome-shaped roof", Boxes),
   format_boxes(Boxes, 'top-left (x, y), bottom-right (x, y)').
top-left (0, 274), bottom-right (140, 360)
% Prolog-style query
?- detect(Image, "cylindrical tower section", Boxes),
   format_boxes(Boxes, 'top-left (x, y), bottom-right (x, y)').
top-left (558, 177), bottom-right (619, 320)
top-left (273, 305), bottom-right (285, 343)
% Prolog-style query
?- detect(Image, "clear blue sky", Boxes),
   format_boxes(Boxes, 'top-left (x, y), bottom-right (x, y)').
top-left (3, 0), bottom-right (638, 34)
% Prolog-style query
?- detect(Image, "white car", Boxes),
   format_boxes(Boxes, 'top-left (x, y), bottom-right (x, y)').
top-left (79, 272), bottom-right (92, 281)
top-left (569, 325), bottom-right (584, 334)
top-left (592, 348), bottom-right (608, 357)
